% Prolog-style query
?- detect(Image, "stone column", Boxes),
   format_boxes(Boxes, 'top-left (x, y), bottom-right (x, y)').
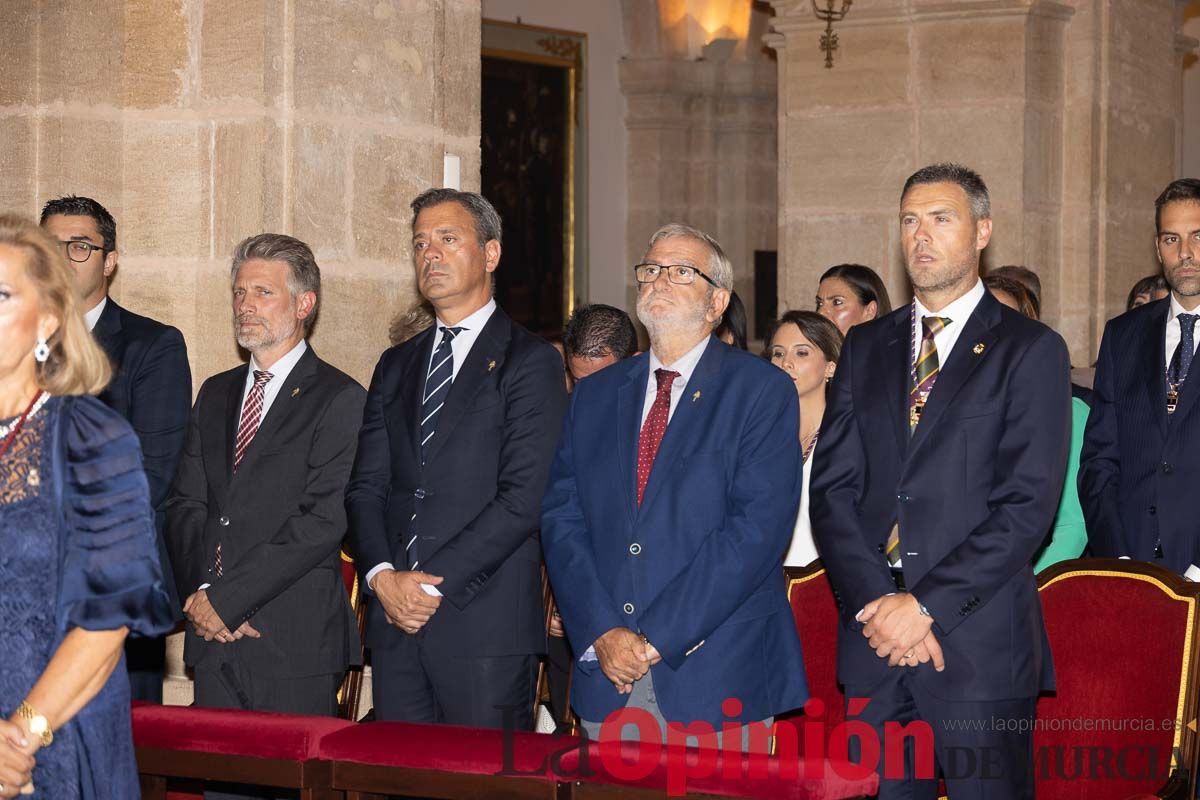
top-left (0, 0), bottom-right (481, 704)
top-left (768, 0), bottom-right (1194, 363)
top-left (620, 1), bottom-right (777, 337)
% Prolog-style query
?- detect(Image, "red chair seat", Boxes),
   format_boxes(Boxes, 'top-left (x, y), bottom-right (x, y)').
top-left (318, 721), bottom-right (575, 779)
top-left (133, 703), bottom-right (354, 761)
top-left (556, 739), bottom-right (879, 799)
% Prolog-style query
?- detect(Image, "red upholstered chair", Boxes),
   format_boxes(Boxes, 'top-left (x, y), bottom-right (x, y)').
top-left (319, 720), bottom-right (574, 798)
top-left (1035, 559), bottom-right (1200, 800)
top-left (134, 702), bottom-right (353, 800)
top-left (338, 548), bottom-right (369, 721)
top-left (784, 563), bottom-right (845, 745)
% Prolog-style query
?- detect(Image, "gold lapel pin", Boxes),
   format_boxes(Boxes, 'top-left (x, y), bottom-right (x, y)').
top-left (291, 387), bottom-right (300, 397)
top-left (692, 390), bottom-right (701, 402)
top-left (973, 343), bottom-right (985, 355)
top-left (488, 359), bottom-right (496, 372)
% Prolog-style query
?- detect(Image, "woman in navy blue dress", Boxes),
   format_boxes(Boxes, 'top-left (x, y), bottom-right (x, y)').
top-left (0, 215), bottom-right (173, 798)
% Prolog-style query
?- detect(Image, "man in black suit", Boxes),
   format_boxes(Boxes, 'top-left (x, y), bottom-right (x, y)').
top-left (41, 195), bottom-right (192, 703)
top-left (811, 163), bottom-right (1071, 799)
top-left (1080, 178), bottom-right (1200, 575)
top-left (346, 188), bottom-right (567, 729)
top-left (167, 233), bottom-right (364, 742)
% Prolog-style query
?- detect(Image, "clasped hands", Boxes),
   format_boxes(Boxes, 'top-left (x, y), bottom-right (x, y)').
top-left (373, 570), bottom-right (444, 635)
top-left (0, 718), bottom-right (39, 797)
top-left (184, 590), bottom-right (261, 644)
top-left (594, 627), bottom-right (661, 695)
top-left (859, 593), bottom-right (945, 671)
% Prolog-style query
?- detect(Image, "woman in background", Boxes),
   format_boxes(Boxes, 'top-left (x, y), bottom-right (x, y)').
top-left (815, 263), bottom-right (892, 336)
top-left (766, 311), bottom-right (843, 567)
top-left (0, 216), bottom-right (172, 798)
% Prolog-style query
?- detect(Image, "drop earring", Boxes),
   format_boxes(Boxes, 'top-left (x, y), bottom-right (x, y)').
top-left (34, 337), bottom-right (50, 363)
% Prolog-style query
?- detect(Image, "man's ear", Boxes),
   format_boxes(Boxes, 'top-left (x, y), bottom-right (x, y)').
top-left (975, 218), bottom-right (993, 252)
top-left (484, 239), bottom-right (501, 273)
top-left (103, 249), bottom-right (118, 279)
top-left (707, 288), bottom-right (731, 324)
top-left (295, 291), bottom-right (317, 322)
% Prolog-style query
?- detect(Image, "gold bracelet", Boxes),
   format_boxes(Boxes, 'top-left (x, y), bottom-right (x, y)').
top-left (16, 702), bottom-right (53, 747)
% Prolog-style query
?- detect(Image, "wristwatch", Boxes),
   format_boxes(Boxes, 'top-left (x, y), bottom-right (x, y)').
top-left (17, 701), bottom-right (53, 747)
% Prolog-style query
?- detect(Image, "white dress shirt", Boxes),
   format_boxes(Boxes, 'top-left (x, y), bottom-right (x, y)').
top-left (784, 456), bottom-right (818, 567)
top-left (366, 298), bottom-right (498, 594)
top-left (911, 278), bottom-right (986, 369)
top-left (641, 334), bottom-right (712, 425)
top-left (241, 338), bottom-right (308, 420)
top-left (1164, 293), bottom-right (1200, 374)
top-left (84, 296), bottom-right (107, 332)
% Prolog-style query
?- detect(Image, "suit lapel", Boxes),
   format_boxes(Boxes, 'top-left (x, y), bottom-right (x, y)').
top-left (638, 337), bottom-right (722, 516)
top-left (1142, 301), bottom-right (1171, 435)
top-left (422, 308), bottom-right (511, 466)
top-left (91, 297), bottom-right (122, 353)
top-left (882, 312), bottom-right (912, 456)
top-left (223, 365), bottom-right (248, 482)
top-left (616, 355), bottom-right (649, 526)
top-left (233, 347), bottom-right (320, 477)
top-left (397, 326), bottom-right (436, 465)
top-left (907, 292), bottom-right (1000, 458)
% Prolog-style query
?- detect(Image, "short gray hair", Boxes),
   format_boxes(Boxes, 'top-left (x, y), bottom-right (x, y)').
top-left (644, 223), bottom-right (734, 291)
top-left (230, 233), bottom-right (321, 332)
top-left (410, 188), bottom-right (503, 245)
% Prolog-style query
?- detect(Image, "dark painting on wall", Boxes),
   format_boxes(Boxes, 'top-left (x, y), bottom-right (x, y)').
top-left (481, 56), bottom-right (569, 337)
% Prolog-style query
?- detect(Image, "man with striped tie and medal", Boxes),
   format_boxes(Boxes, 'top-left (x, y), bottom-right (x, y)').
top-left (167, 234), bottom-right (365, 798)
top-left (346, 189), bottom-right (567, 728)
top-left (812, 164), bottom-right (1072, 799)
top-left (1080, 178), bottom-right (1200, 575)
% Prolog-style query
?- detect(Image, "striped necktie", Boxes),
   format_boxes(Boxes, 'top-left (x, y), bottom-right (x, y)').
top-left (420, 326), bottom-right (462, 465)
top-left (888, 315), bottom-right (950, 568)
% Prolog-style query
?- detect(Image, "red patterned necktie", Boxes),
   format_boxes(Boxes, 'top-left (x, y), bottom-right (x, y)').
top-left (216, 369), bottom-right (272, 577)
top-left (636, 368), bottom-right (680, 507)
top-left (234, 369), bottom-right (273, 470)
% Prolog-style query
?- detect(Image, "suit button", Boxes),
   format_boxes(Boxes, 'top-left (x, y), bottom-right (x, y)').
top-left (1162, 463), bottom-right (1173, 475)
top-left (876, 544), bottom-right (885, 553)
top-left (623, 603), bottom-right (635, 614)
top-left (629, 543), bottom-right (642, 555)
top-left (414, 488), bottom-right (426, 499)
top-left (218, 516), bottom-right (230, 527)
top-left (897, 493), bottom-right (909, 503)
top-left (1149, 506), bottom-right (1157, 516)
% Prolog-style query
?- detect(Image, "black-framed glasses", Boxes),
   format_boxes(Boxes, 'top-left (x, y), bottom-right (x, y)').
top-left (633, 263), bottom-right (719, 288)
top-left (57, 240), bottom-right (105, 263)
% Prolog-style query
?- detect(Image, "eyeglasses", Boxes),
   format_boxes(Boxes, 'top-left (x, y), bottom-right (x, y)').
top-left (633, 263), bottom-right (719, 288)
top-left (57, 240), bottom-right (105, 263)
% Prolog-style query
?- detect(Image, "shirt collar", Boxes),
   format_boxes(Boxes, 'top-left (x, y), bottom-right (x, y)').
top-left (250, 338), bottom-right (308, 382)
top-left (648, 333), bottom-right (711, 384)
top-left (435, 297), bottom-right (497, 334)
top-left (913, 278), bottom-right (986, 327)
top-left (1169, 293), bottom-right (1200, 322)
top-left (84, 296), bottom-right (108, 332)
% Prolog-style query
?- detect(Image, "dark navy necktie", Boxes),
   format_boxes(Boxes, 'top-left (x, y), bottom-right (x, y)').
top-left (419, 326), bottom-right (462, 465)
top-left (1168, 313), bottom-right (1199, 389)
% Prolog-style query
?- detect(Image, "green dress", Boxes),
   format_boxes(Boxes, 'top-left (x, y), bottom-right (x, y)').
top-left (1034, 395), bottom-right (1090, 572)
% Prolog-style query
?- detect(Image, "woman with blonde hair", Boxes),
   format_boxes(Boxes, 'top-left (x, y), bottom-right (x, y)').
top-left (0, 215), bottom-right (172, 798)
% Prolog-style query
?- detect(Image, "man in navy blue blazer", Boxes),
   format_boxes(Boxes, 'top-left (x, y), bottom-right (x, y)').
top-left (542, 224), bottom-right (807, 742)
top-left (1080, 178), bottom-right (1200, 575)
top-left (42, 196), bottom-right (192, 704)
top-left (811, 164), bottom-right (1071, 799)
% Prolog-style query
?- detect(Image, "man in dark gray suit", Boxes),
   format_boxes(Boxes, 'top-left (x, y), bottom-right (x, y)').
top-left (167, 234), bottom-right (364, 760)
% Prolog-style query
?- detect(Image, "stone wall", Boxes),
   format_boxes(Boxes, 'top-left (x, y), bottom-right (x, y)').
top-left (0, 0), bottom-right (481, 707)
top-left (0, 0), bottom-right (480, 389)
top-left (768, 0), bottom-right (1195, 364)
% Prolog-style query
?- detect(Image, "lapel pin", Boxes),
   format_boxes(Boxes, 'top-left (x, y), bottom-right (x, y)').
top-left (692, 390), bottom-right (701, 402)
top-left (488, 359), bottom-right (496, 372)
top-left (972, 343), bottom-right (985, 355)
top-left (291, 387), bottom-right (300, 397)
